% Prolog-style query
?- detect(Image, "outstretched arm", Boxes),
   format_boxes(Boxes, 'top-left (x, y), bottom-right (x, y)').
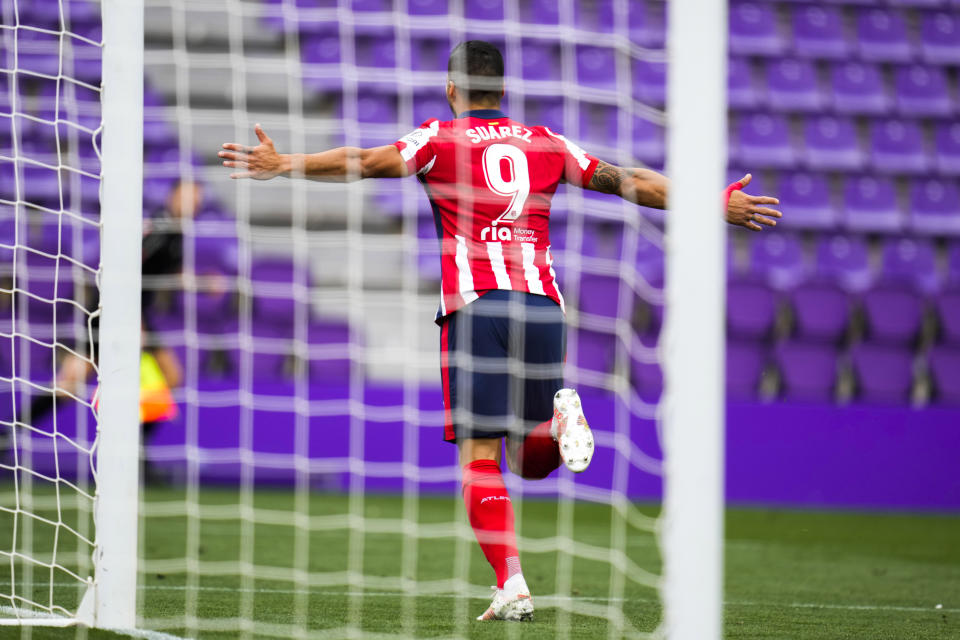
top-left (585, 161), bottom-right (782, 232)
top-left (586, 160), bottom-right (670, 209)
top-left (218, 124), bottom-right (407, 182)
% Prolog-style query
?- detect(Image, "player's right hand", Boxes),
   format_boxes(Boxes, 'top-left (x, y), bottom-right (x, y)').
top-left (218, 124), bottom-right (286, 180)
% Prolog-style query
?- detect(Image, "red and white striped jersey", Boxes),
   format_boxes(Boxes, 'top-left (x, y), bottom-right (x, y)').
top-left (393, 109), bottom-right (600, 320)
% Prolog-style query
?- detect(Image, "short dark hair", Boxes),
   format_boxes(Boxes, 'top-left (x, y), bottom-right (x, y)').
top-left (447, 40), bottom-right (504, 105)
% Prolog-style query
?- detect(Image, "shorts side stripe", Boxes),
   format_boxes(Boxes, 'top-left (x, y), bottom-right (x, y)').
top-left (440, 320), bottom-right (455, 441)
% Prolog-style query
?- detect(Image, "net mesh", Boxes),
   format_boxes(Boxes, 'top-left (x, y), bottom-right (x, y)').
top-left (4, 0), bottom-right (673, 636)
top-left (0, 0), bottom-right (103, 623)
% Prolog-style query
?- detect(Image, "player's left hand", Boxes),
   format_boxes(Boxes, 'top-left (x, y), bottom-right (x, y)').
top-left (218, 124), bottom-right (285, 180)
top-left (725, 174), bottom-right (782, 232)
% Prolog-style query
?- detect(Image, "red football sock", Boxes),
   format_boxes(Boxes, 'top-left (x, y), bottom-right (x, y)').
top-left (462, 459), bottom-right (521, 589)
top-left (517, 420), bottom-right (562, 480)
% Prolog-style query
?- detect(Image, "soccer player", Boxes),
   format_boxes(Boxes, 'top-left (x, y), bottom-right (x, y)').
top-left (218, 40), bottom-right (781, 622)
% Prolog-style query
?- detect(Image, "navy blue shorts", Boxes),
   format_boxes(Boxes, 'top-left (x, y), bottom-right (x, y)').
top-left (439, 290), bottom-right (566, 443)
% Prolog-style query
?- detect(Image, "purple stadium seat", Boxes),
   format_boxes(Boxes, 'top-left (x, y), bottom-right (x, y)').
top-left (520, 39), bottom-right (561, 82)
top-left (632, 60), bottom-right (665, 107)
top-left (408, 0), bottom-right (448, 15)
top-left (920, 12), bottom-right (960, 64)
top-left (630, 0), bottom-right (665, 49)
top-left (523, 96), bottom-right (564, 133)
top-left (574, 328), bottom-right (616, 375)
top-left (863, 284), bottom-right (924, 345)
top-left (790, 282), bottom-right (850, 343)
top-left (894, 65), bottom-right (952, 117)
top-left (728, 58), bottom-right (759, 110)
top-left (888, 0), bottom-right (947, 6)
top-left (630, 354), bottom-right (662, 404)
top-left (843, 175), bottom-right (902, 233)
top-left (632, 116), bottom-right (665, 166)
top-left (749, 232), bottom-right (807, 291)
top-left (937, 290), bottom-right (960, 345)
top-left (777, 172), bottom-right (836, 229)
top-left (802, 115), bottom-right (862, 171)
top-left (726, 340), bottom-right (766, 400)
top-left (635, 235), bottom-right (665, 290)
top-left (0, 162), bottom-right (14, 203)
top-left (14, 0), bottom-right (62, 28)
top-left (409, 30), bottom-right (451, 72)
top-left (143, 177), bottom-right (175, 212)
top-left (142, 115), bottom-right (174, 148)
top-left (851, 342), bottom-right (914, 405)
top-left (870, 119), bottom-right (928, 174)
top-left (576, 0), bottom-right (614, 32)
top-left (949, 243), bottom-right (960, 287)
top-left (518, 0), bottom-right (558, 25)
top-left (353, 26), bottom-right (395, 68)
top-left (308, 320), bottom-right (353, 382)
top-left (464, 0), bottom-right (504, 21)
top-left (727, 280), bottom-right (777, 339)
top-left (577, 45), bottom-right (618, 92)
top-left (580, 221), bottom-right (624, 260)
top-left (250, 257), bottom-right (310, 332)
top-left (792, 5), bottom-right (849, 59)
top-left (909, 178), bottom-right (960, 236)
top-left (775, 341), bottom-right (838, 402)
top-left (856, 8), bottom-right (912, 63)
top-left (730, 2), bottom-right (786, 56)
top-left (579, 102), bottom-right (618, 149)
top-left (830, 62), bottom-right (890, 115)
top-left (766, 59), bottom-right (823, 112)
top-left (578, 273), bottom-right (625, 318)
top-left (351, 0), bottom-right (392, 11)
top-left (300, 24), bottom-right (341, 65)
top-left (353, 84), bottom-right (399, 124)
top-left (881, 237), bottom-right (940, 296)
top-left (928, 345), bottom-right (960, 406)
top-left (816, 235), bottom-right (874, 294)
top-left (412, 89), bottom-right (448, 127)
top-left (934, 122), bottom-right (960, 175)
top-left (736, 113), bottom-right (795, 169)
top-left (261, 0), bottom-right (335, 30)
top-left (20, 166), bottom-right (60, 208)
top-left (72, 57), bottom-right (101, 86)
top-left (12, 51), bottom-right (60, 80)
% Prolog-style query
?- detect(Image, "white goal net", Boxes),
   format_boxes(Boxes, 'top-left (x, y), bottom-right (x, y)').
top-left (0, 0), bottom-right (104, 624)
top-left (0, 0), bottom-right (726, 638)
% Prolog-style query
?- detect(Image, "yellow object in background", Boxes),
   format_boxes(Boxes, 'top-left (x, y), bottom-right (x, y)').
top-left (139, 351), bottom-right (177, 423)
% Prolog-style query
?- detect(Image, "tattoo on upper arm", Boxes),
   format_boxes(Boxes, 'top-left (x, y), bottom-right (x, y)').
top-left (589, 160), bottom-right (627, 194)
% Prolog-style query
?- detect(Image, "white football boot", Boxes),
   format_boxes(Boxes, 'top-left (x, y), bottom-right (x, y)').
top-left (476, 574), bottom-right (534, 621)
top-left (551, 388), bottom-right (594, 473)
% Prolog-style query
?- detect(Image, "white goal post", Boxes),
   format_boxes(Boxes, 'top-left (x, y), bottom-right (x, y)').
top-left (1, 0), bottom-right (727, 635)
top-left (91, 0), bottom-right (144, 630)
top-left (661, 0), bottom-right (727, 639)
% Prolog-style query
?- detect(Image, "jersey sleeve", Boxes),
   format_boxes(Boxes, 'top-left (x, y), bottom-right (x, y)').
top-left (393, 119), bottom-right (441, 177)
top-left (543, 127), bottom-right (600, 187)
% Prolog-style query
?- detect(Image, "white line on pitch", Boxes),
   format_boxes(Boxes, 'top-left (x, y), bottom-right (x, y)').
top-left (0, 605), bottom-right (191, 640)
top-left (106, 628), bottom-right (192, 640)
top-left (132, 585), bottom-right (958, 614)
top-left (1, 582), bottom-right (952, 618)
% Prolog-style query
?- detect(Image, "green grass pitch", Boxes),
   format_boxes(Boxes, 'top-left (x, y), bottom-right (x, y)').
top-left (1, 486), bottom-right (958, 639)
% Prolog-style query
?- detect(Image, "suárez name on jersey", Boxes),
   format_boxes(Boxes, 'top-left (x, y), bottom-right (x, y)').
top-left (465, 125), bottom-right (533, 145)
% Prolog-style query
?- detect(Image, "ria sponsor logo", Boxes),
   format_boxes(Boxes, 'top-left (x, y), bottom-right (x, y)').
top-left (480, 224), bottom-right (513, 241)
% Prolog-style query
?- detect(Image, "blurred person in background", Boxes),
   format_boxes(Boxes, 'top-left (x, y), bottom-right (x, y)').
top-left (22, 180), bottom-right (204, 482)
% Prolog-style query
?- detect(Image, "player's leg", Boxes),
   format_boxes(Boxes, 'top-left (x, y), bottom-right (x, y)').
top-left (443, 293), bottom-right (532, 621)
top-left (504, 294), bottom-right (593, 478)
